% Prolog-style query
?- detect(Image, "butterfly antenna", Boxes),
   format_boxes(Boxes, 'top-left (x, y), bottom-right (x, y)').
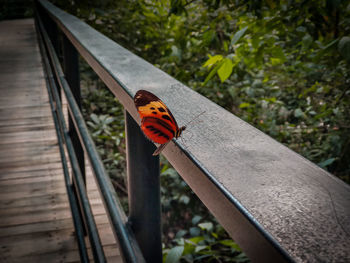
top-left (184, 111), bottom-right (206, 127)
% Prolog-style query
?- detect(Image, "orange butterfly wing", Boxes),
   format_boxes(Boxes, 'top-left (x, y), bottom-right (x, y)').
top-left (134, 90), bottom-right (180, 146)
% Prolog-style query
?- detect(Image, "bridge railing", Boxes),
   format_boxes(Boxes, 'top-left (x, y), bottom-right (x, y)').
top-left (35, 0), bottom-right (350, 262)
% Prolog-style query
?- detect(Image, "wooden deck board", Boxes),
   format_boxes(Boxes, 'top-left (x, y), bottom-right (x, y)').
top-left (0, 19), bottom-right (121, 262)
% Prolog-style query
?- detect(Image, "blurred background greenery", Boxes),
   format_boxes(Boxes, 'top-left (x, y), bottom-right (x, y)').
top-left (0, 0), bottom-right (34, 19)
top-left (3, 0), bottom-right (349, 262)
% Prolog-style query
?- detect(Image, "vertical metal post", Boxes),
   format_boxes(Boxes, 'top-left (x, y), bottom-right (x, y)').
top-left (39, 3), bottom-right (59, 54)
top-left (62, 35), bottom-right (85, 182)
top-left (125, 111), bottom-right (162, 263)
top-left (37, 1), bottom-right (61, 99)
top-left (47, 17), bottom-right (59, 56)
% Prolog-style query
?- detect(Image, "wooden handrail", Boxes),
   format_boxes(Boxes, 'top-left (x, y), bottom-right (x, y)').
top-left (37, 0), bottom-right (350, 262)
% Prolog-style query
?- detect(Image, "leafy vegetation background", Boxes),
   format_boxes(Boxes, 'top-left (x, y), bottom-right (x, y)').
top-left (53, 0), bottom-right (350, 182)
top-left (72, 1), bottom-right (350, 261)
top-left (54, 0), bottom-right (350, 262)
top-left (0, 0), bottom-right (34, 19)
top-left (4, 0), bottom-right (350, 262)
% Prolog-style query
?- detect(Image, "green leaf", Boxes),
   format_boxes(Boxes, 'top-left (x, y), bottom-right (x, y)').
top-left (175, 230), bottom-right (187, 239)
top-left (179, 195), bottom-right (190, 204)
top-left (202, 55), bottom-right (223, 68)
top-left (313, 39), bottom-right (338, 62)
top-left (296, 26), bottom-right (306, 32)
top-left (231, 26), bottom-right (248, 46)
top-left (192, 215), bottom-right (202, 225)
top-left (161, 167), bottom-right (178, 177)
top-left (314, 109), bottom-right (332, 120)
top-left (165, 246), bottom-right (184, 263)
top-left (195, 245), bottom-right (208, 253)
top-left (87, 121), bottom-right (96, 128)
top-left (189, 227), bottom-right (201, 237)
top-left (203, 60), bottom-right (224, 85)
top-left (302, 34), bottom-right (313, 49)
top-left (219, 240), bottom-right (242, 251)
top-left (202, 29), bottom-right (216, 45)
top-left (318, 158), bottom-right (336, 168)
top-left (270, 58), bottom-right (281, 65)
top-left (198, 222), bottom-right (213, 231)
top-left (105, 116), bottom-right (115, 124)
top-left (294, 108), bottom-right (304, 118)
top-left (322, 39), bottom-right (338, 50)
top-left (217, 58), bottom-right (233, 82)
top-left (182, 241), bottom-right (195, 256)
top-left (239, 102), bottom-right (250, 108)
top-left (270, 46), bottom-right (286, 64)
top-left (211, 232), bottom-right (218, 238)
top-left (90, 113), bottom-right (99, 124)
top-left (170, 45), bottom-right (182, 60)
top-left (338, 36), bottom-right (350, 61)
top-left (188, 236), bottom-right (205, 244)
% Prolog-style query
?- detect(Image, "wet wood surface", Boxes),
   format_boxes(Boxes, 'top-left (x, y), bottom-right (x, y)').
top-left (0, 19), bottom-right (120, 262)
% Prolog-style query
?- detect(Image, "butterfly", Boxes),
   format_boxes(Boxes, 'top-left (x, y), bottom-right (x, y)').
top-left (134, 89), bottom-right (186, 156)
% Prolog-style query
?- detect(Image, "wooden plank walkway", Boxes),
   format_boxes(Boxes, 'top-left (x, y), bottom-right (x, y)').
top-left (0, 19), bottom-right (121, 262)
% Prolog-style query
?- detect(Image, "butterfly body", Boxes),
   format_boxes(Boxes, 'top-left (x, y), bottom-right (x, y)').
top-left (134, 90), bottom-right (186, 155)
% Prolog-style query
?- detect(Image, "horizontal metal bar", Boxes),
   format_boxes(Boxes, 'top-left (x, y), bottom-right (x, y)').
top-left (35, 16), bottom-right (89, 263)
top-left (62, 33), bottom-right (86, 184)
top-left (36, 1), bottom-right (292, 262)
top-left (36, 3), bottom-right (146, 262)
top-left (36, 13), bottom-right (107, 263)
top-left (37, 1), bottom-right (350, 262)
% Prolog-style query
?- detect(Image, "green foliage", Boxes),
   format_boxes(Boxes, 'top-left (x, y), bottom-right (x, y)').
top-left (161, 159), bottom-right (249, 262)
top-left (0, 0), bottom-right (34, 20)
top-left (198, 1), bottom-right (350, 183)
top-left (80, 60), bottom-right (128, 207)
top-left (163, 220), bottom-right (248, 263)
top-left (56, 0), bottom-right (350, 261)
top-left (338, 36), bottom-right (350, 62)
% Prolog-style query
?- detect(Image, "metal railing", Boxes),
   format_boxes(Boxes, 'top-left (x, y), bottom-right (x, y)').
top-left (35, 0), bottom-right (350, 262)
top-left (35, 3), bottom-right (146, 263)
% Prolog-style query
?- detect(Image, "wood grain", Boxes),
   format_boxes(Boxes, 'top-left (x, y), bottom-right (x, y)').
top-left (0, 19), bottom-right (120, 262)
top-left (39, 0), bottom-right (350, 261)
